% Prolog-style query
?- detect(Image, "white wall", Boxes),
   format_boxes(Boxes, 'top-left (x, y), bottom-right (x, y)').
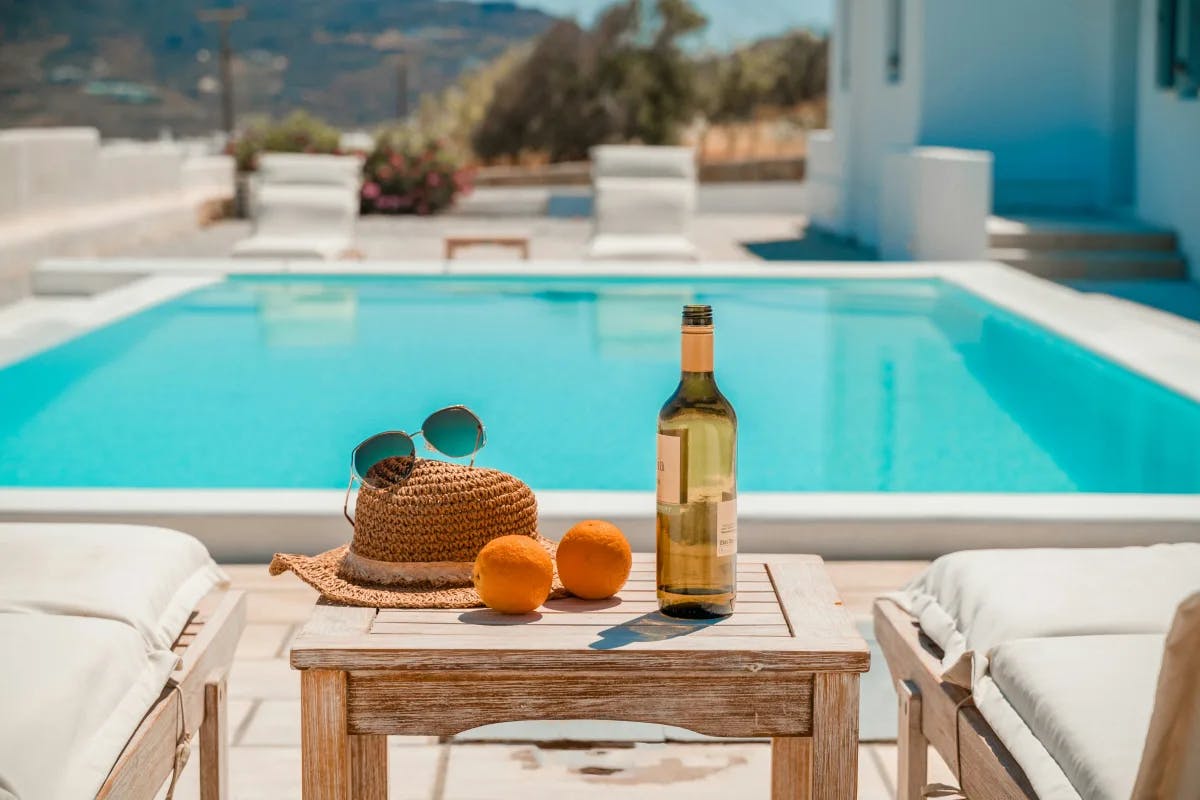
top-left (920, 0), bottom-right (1138, 212)
top-left (838, 0), bottom-right (925, 247)
top-left (0, 128), bottom-right (235, 304)
top-left (1137, 0), bottom-right (1200, 278)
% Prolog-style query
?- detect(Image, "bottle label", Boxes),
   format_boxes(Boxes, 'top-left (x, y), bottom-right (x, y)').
top-left (656, 433), bottom-right (683, 504)
top-left (717, 498), bottom-right (737, 557)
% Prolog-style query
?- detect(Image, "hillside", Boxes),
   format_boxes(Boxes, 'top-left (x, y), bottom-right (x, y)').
top-left (0, 0), bottom-right (558, 137)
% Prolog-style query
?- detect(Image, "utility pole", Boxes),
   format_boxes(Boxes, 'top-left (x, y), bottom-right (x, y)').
top-left (396, 54), bottom-right (409, 119)
top-left (198, 6), bottom-right (247, 135)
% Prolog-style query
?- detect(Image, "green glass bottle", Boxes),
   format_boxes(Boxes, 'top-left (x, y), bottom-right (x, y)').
top-left (656, 304), bottom-right (737, 619)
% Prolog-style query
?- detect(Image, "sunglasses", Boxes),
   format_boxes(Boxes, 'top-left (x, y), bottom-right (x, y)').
top-left (344, 405), bottom-right (486, 523)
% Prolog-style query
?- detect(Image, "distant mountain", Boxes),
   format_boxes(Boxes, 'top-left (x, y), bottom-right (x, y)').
top-left (0, 0), bottom-right (559, 137)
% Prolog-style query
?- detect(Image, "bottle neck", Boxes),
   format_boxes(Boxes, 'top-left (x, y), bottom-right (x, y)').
top-left (681, 326), bottom-right (714, 375)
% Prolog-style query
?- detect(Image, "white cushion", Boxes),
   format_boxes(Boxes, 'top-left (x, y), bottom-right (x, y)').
top-left (975, 634), bottom-right (1163, 800)
top-left (257, 153), bottom-right (361, 188)
top-left (592, 177), bottom-right (695, 237)
top-left (591, 145), bottom-right (695, 180)
top-left (891, 544), bottom-right (1200, 681)
top-left (0, 613), bottom-right (177, 800)
top-left (0, 523), bottom-right (227, 651)
top-left (249, 183), bottom-right (358, 238)
top-left (231, 234), bottom-right (352, 260)
top-left (586, 234), bottom-right (699, 261)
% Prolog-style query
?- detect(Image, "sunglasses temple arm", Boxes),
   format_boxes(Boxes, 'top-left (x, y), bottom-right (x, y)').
top-left (469, 426), bottom-right (483, 468)
top-left (342, 472), bottom-right (356, 526)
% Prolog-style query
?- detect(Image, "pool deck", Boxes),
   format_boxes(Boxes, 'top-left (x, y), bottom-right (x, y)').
top-left (2, 258), bottom-right (1199, 562)
top-left (158, 560), bottom-right (952, 800)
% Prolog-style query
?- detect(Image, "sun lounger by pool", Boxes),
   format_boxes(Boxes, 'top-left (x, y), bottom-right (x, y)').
top-left (0, 524), bottom-right (244, 800)
top-left (585, 145), bottom-right (699, 261)
top-left (874, 544), bottom-right (1200, 799)
top-left (254, 152), bottom-right (361, 190)
top-left (233, 153), bottom-right (361, 260)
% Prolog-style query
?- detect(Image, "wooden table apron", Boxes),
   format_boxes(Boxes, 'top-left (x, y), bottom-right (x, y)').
top-left (291, 554), bottom-right (869, 800)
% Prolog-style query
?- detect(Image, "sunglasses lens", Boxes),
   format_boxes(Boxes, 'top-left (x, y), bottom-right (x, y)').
top-left (352, 432), bottom-right (415, 481)
top-left (423, 407), bottom-right (485, 458)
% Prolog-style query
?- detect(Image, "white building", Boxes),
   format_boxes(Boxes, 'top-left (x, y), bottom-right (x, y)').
top-left (807, 0), bottom-right (1199, 279)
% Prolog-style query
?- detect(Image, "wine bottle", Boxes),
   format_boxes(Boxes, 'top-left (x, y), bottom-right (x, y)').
top-left (656, 304), bottom-right (737, 619)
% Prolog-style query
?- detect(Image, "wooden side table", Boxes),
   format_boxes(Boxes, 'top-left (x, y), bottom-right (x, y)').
top-left (444, 234), bottom-right (531, 260)
top-left (291, 554), bottom-right (869, 799)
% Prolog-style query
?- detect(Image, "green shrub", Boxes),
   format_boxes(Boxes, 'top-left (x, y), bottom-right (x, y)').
top-left (226, 111), bottom-right (342, 172)
top-left (360, 130), bottom-right (472, 215)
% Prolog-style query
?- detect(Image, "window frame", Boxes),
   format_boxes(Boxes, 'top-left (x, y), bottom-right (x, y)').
top-left (1159, 0), bottom-right (1199, 98)
top-left (886, 0), bottom-right (904, 84)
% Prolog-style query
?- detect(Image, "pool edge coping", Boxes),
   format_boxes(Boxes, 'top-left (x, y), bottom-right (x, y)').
top-left (2, 257), bottom-right (1199, 560)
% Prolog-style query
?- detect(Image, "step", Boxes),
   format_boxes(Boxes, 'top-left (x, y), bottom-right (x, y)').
top-left (987, 248), bottom-right (1188, 280)
top-left (987, 216), bottom-right (1178, 252)
top-left (988, 227), bottom-right (1178, 252)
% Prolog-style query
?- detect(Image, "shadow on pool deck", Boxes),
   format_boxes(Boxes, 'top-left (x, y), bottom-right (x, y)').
top-left (742, 228), bottom-right (878, 262)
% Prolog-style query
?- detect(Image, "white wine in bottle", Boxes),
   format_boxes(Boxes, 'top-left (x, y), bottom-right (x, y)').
top-left (656, 304), bottom-right (737, 619)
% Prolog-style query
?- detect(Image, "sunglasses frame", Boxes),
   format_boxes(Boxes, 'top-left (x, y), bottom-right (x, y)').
top-left (343, 405), bottom-right (486, 525)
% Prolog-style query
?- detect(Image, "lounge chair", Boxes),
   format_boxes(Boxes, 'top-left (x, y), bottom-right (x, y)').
top-left (874, 544), bottom-right (1200, 799)
top-left (255, 153), bottom-right (360, 190)
top-left (232, 153), bottom-right (361, 260)
top-left (585, 145), bottom-right (699, 261)
top-left (0, 524), bottom-right (244, 800)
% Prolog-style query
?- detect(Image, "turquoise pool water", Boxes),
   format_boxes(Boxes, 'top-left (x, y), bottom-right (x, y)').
top-left (2, 276), bottom-right (1199, 492)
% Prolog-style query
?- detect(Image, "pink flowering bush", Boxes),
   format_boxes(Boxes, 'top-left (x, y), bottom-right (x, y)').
top-left (360, 136), bottom-right (473, 216)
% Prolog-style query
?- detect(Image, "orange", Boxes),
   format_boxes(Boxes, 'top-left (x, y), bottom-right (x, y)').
top-left (472, 535), bottom-right (554, 614)
top-left (556, 520), bottom-right (632, 600)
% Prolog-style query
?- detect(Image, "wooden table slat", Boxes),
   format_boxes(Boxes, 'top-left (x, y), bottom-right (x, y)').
top-left (372, 611), bottom-right (788, 627)
top-left (370, 621), bottom-right (793, 638)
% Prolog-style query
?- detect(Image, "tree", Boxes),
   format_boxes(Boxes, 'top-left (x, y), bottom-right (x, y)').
top-left (473, 0), bottom-right (709, 162)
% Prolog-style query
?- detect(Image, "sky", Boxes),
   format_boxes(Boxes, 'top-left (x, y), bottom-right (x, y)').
top-left (462, 0), bottom-right (832, 50)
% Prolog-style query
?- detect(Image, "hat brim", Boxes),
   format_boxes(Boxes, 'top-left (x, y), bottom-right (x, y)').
top-left (269, 534), bottom-right (567, 609)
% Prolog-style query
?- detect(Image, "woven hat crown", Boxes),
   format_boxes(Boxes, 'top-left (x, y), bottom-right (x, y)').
top-left (351, 459), bottom-right (539, 564)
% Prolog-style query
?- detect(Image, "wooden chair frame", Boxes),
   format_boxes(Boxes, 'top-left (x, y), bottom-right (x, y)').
top-left (873, 599), bottom-right (1037, 800)
top-left (96, 587), bottom-right (246, 800)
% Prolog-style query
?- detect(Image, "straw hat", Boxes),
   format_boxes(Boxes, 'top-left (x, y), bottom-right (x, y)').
top-left (269, 458), bottom-right (565, 608)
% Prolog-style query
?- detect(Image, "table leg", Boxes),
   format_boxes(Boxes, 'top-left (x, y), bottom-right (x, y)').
top-left (301, 670), bottom-right (351, 800)
top-left (771, 737), bottom-right (812, 800)
top-left (812, 673), bottom-right (859, 800)
top-left (200, 673), bottom-right (229, 800)
top-left (351, 735), bottom-right (388, 800)
top-left (897, 680), bottom-right (927, 800)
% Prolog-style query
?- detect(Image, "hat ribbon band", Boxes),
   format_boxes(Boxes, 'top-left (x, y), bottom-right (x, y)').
top-left (342, 549), bottom-right (475, 587)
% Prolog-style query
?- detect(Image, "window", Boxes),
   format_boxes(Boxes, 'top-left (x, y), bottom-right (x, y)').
top-left (1157, 0), bottom-right (1200, 98)
top-left (886, 0), bottom-right (904, 84)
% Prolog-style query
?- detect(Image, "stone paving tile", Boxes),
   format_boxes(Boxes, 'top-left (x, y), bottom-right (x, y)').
top-left (222, 563), bottom-right (303, 591)
top-left (441, 742), bottom-right (772, 799)
top-left (164, 744), bottom-right (444, 800)
top-left (867, 742), bottom-right (957, 788)
top-left (244, 590), bottom-right (319, 624)
top-left (857, 746), bottom-right (898, 800)
top-left (236, 623), bottom-right (295, 660)
top-left (229, 658), bottom-right (299, 701)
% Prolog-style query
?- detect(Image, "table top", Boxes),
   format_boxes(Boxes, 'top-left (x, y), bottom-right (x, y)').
top-left (291, 553), bottom-right (869, 674)
top-left (444, 233), bottom-right (531, 243)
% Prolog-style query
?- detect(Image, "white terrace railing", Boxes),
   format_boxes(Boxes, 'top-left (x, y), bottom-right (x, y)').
top-left (0, 127), bottom-right (234, 304)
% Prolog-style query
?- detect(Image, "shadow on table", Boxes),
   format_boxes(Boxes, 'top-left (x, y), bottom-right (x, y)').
top-left (589, 612), bottom-right (725, 650)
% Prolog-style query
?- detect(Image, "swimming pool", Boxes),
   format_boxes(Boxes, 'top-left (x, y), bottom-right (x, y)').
top-left (2, 274), bottom-right (1199, 493)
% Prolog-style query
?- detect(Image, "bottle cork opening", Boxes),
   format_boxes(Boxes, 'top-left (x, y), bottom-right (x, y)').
top-left (682, 304), bottom-right (713, 327)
